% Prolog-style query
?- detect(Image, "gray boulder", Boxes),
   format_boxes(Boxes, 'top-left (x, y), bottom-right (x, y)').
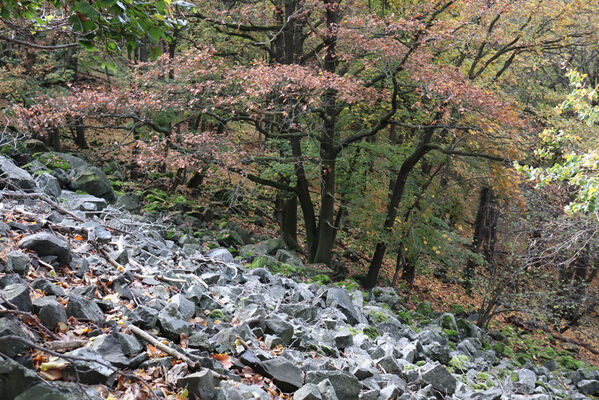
top-left (295, 383), bottom-right (322, 400)
top-left (0, 155), bottom-right (37, 192)
top-left (515, 369), bottom-right (537, 395)
top-left (1, 284), bottom-right (32, 312)
top-left (0, 317), bottom-right (31, 357)
top-left (63, 347), bottom-right (116, 385)
top-left (6, 251), bottom-right (30, 275)
top-left (305, 370), bottom-right (361, 400)
top-left (70, 166), bottom-right (116, 201)
top-left (177, 370), bottom-right (217, 400)
top-left (577, 380), bottom-right (599, 395)
top-left (66, 295), bottom-right (105, 325)
top-left (326, 287), bottom-right (363, 325)
top-left (35, 172), bottom-right (61, 198)
top-left (116, 193), bottom-right (141, 212)
top-left (420, 364), bottom-right (456, 395)
top-left (18, 232), bottom-right (72, 264)
top-left (260, 357), bottom-right (304, 392)
top-left (0, 357), bottom-right (40, 399)
top-left (32, 297), bottom-right (67, 330)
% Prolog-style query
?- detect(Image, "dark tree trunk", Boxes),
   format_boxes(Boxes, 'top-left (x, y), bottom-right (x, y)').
top-left (364, 128), bottom-right (436, 289)
top-left (463, 186), bottom-right (498, 293)
top-left (73, 116), bottom-right (87, 149)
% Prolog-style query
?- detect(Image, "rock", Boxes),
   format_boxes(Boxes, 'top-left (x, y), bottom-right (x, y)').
top-left (35, 172), bottom-right (61, 198)
top-left (352, 366), bottom-right (374, 380)
top-left (295, 383), bottom-right (322, 400)
top-left (378, 385), bottom-right (404, 400)
top-left (207, 248), bottom-right (234, 263)
top-left (32, 278), bottom-right (66, 296)
top-left (169, 294), bottom-right (196, 320)
top-left (0, 356), bottom-right (41, 399)
top-left (326, 287), bottom-right (362, 325)
top-left (25, 139), bottom-right (50, 153)
top-left (116, 193), bottom-right (141, 212)
top-left (305, 370), bottom-right (361, 400)
top-left (260, 358), bottom-right (304, 392)
top-left (375, 356), bottom-right (403, 377)
top-left (0, 155), bottom-right (37, 192)
top-left (63, 347), bottom-right (116, 385)
top-left (18, 232), bottom-right (72, 264)
top-left (70, 166), bottom-right (116, 201)
top-left (334, 329), bottom-right (353, 349)
top-left (82, 221), bottom-right (112, 242)
top-left (265, 317), bottom-right (294, 346)
top-left (134, 304), bottom-right (159, 328)
top-left (0, 317), bottom-right (31, 357)
top-left (515, 369), bottom-right (537, 394)
top-left (577, 380), bottom-right (599, 395)
top-left (439, 312), bottom-right (457, 331)
top-left (217, 229), bottom-right (245, 247)
top-left (420, 364), bottom-right (456, 395)
top-left (32, 297), bottom-right (67, 330)
top-left (14, 382), bottom-right (102, 400)
top-left (416, 302), bottom-right (434, 317)
top-left (318, 379), bottom-right (339, 400)
top-left (1, 284), bottom-right (32, 312)
top-left (89, 333), bottom-right (130, 368)
top-left (6, 251), bottom-right (31, 275)
top-left (176, 369), bottom-right (217, 400)
top-left (116, 333), bottom-right (144, 356)
top-left (276, 249), bottom-right (303, 267)
top-left (158, 311), bottom-right (193, 341)
top-left (66, 295), bottom-right (105, 325)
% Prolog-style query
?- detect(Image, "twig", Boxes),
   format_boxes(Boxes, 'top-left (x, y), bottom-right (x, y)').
top-left (126, 324), bottom-right (197, 368)
top-left (46, 339), bottom-right (87, 352)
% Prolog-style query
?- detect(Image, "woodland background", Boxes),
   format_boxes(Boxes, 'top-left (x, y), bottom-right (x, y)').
top-left (2, 0), bottom-right (599, 363)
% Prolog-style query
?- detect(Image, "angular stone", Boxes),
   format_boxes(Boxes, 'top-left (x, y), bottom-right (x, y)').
top-left (305, 370), bottom-right (361, 400)
top-left (1, 284), bottom-right (32, 312)
top-left (294, 383), bottom-right (322, 400)
top-left (70, 166), bottom-right (116, 201)
top-left (66, 295), bottom-right (105, 325)
top-left (375, 356), bottom-right (403, 376)
top-left (334, 328), bottom-right (353, 349)
top-left (35, 172), bottom-right (61, 198)
top-left (31, 279), bottom-right (66, 296)
top-left (158, 312), bottom-right (193, 341)
top-left (0, 317), bottom-right (31, 357)
top-left (578, 380), bottom-right (599, 395)
top-left (18, 232), bottom-right (72, 264)
top-left (63, 347), bottom-right (116, 385)
top-left (14, 382), bottom-right (102, 400)
top-left (89, 333), bottom-right (130, 368)
top-left (515, 369), bottom-right (537, 394)
top-left (169, 294), bottom-right (196, 320)
top-left (207, 248), bottom-right (234, 263)
top-left (6, 251), bottom-right (30, 276)
top-left (276, 249), bottom-right (303, 267)
top-left (352, 366), bottom-right (374, 380)
top-left (379, 385), bottom-right (404, 400)
top-left (176, 369), bottom-right (217, 400)
top-left (0, 155), bottom-right (37, 192)
top-left (0, 356), bottom-right (41, 399)
top-left (116, 193), bottom-right (141, 212)
top-left (420, 364), bottom-right (456, 395)
top-left (265, 317), bottom-right (294, 346)
top-left (32, 297), bottom-right (67, 330)
top-left (260, 358), bottom-right (304, 392)
top-left (326, 287), bottom-right (362, 325)
top-left (318, 379), bottom-right (339, 400)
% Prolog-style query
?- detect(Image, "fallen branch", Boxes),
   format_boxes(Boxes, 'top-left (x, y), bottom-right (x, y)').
top-left (46, 339), bottom-right (87, 352)
top-left (126, 324), bottom-right (197, 368)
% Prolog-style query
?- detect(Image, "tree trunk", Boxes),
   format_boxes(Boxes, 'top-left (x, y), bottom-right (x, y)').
top-left (463, 186), bottom-right (498, 293)
top-left (364, 128), bottom-right (435, 289)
